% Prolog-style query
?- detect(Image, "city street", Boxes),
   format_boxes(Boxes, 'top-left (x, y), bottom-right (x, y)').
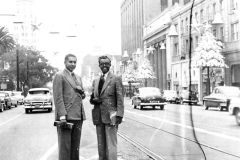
top-left (0, 98), bottom-right (240, 160)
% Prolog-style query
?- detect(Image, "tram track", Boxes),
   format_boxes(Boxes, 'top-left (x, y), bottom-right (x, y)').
top-left (120, 116), bottom-right (240, 160)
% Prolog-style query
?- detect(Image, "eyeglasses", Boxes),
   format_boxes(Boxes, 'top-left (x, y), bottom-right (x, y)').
top-left (99, 62), bottom-right (111, 66)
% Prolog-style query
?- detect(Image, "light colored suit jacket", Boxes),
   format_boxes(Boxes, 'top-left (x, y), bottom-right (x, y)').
top-left (53, 69), bottom-right (86, 121)
top-left (91, 72), bottom-right (124, 125)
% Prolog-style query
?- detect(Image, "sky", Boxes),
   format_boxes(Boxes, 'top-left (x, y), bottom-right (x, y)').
top-left (0, 0), bottom-right (122, 72)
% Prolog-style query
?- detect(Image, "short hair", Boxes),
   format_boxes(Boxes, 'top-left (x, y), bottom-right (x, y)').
top-left (98, 56), bottom-right (111, 64)
top-left (64, 54), bottom-right (77, 62)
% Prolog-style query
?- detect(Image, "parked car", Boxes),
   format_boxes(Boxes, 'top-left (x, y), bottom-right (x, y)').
top-left (163, 90), bottom-right (180, 104)
top-left (24, 88), bottom-right (53, 113)
top-left (4, 91), bottom-right (18, 107)
top-left (10, 91), bottom-right (24, 105)
top-left (0, 94), bottom-right (5, 112)
top-left (203, 86), bottom-right (240, 111)
top-left (132, 87), bottom-right (166, 110)
top-left (0, 92), bottom-right (12, 110)
top-left (179, 90), bottom-right (198, 105)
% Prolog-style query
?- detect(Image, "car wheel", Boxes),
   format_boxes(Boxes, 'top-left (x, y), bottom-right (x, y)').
top-left (134, 105), bottom-right (137, 109)
top-left (235, 109), bottom-right (240, 126)
top-left (48, 108), bottom-right (52, 112)
top-left (25, 109), bottom-right (29, 114)
top-left (0, 104), bottom-right (3, 112)
top-left (160, 105), bottom-right (164, 110)
top-left (140, 105), bottom-right (143, 110)
top-left (152, 106), bottom-right (155, 110)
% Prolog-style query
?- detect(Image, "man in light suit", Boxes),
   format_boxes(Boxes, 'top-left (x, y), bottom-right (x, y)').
top-left (90, 56), bottom-right (124, 160)
top-left (53, 53), bottom-right (86, 160)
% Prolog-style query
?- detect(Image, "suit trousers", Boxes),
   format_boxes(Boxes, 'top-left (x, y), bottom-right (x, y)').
top-left (57, 120), bottom-right (83, 160)
top-left (96, 124), bottom-right (118, 160)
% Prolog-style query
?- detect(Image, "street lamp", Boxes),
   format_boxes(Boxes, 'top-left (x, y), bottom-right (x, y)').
top-left (13, 19), bottom-right (24, 91)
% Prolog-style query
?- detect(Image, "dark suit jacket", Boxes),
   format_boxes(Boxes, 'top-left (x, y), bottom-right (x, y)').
top-left (91, 72), bottom-right (124, 125)
top-left (53, 69), bottom-right (86, 121)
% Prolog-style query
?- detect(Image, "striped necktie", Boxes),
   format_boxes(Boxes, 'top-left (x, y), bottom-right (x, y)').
top-left (98, 74), bottom-right (105, 94)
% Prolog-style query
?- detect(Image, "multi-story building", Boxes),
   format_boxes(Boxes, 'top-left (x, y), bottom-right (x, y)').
top-left (122, 0), bottom-right (240, 100)
top-left (143, 0), bottom-right (240, 100)
top-left (14, 0), bottom-right (38, 48)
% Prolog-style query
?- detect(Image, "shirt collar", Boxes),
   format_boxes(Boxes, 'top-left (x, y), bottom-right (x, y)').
top-left (102, 71), bottom-right (109, 79)
top-left (65, 68), bottom-right (74, 75)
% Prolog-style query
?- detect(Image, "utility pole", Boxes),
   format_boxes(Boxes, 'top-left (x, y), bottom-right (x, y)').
top-left (16, 49), bottom-right (20, 91)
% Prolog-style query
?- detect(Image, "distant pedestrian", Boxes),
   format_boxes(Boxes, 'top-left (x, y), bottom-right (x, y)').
top-left (90, 55), bottom-right (124, 160)
top-left (53, 53), bottom-right (86, 160)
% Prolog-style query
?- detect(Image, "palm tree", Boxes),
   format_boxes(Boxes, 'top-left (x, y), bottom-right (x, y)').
top-left (0, 26), bottom-right (15, 56)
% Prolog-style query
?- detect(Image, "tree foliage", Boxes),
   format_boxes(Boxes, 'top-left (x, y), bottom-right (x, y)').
top-left (1, 46), bottom-right (58, 90)
top-left (122, 62), bottom-right (137, 82)
top-left (0, 26), bottom-right (15, 56)
top-left (193, 26), bottom-right (227, 68)
top-left (136, 56), bottom-right (156, 79)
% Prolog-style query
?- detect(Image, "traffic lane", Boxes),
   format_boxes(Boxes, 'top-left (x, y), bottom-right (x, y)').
top-left (123, 104), bottom-right (240, 159)
top-left (120, 117), bottom-right (240, 160)
top-left (125, 102), bottom-right (240, 137)
top-left (0, 104), bottom-right (23, 123)
top-left (0, 106), bottom-right (57, 160)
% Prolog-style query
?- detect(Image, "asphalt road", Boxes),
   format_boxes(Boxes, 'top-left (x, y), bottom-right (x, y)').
top-left (121, 98), bottom-right (240, 160)
top-left (1, 98), bottom-right (240, 160)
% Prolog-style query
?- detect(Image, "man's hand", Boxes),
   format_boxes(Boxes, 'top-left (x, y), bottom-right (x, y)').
top-left (115, 116), bottom-right (123, 125)
top-left (60, 119), bottom-right (68, 129)
top-left (90, 93), bottom-right (102, 105)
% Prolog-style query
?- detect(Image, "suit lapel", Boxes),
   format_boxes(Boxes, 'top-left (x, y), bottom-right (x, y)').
top-left (63, 69), bottom-right (77, 89)
top-left (100, 72), bottom-right (112, 95)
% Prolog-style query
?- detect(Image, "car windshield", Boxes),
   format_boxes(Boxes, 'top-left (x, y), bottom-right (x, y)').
top-left (218, 87), bottom-right (240, 97)
top-left (164, 90), bottom-right (176, 95)
top-left (139, 88), bottom-right (161, 96)
top-left (29, 90), bottom-right (49, 95)
top-left (0, 93), bottom-right (5, 97)
top-left (12, 92), bottom-right (22, 96)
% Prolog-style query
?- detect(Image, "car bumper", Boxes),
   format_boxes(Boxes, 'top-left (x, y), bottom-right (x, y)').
top-left (24, 102), bottom-right (52, 109)
top-left (140, 102), bottom-right (167, 106)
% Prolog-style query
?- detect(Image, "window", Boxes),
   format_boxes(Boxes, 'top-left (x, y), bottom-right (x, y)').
top-left (181, 20), bottom-right (184, 33)
top-left (220, 27), bottom-right (224, 41)
top-left (231, 22), bottom-right (239, 41)
top-left (174, 43), bottom-right (179, 55)
top-left (213, 3), bottom-right (216, 16)
top-left (200, 9), bottom-right (204, 23)
top-left (186, 39), bottom-right (189, 52)
top-left (195, 12), bottom-right (198, 23)
top-left (184, 0), bottom-right (190, 5)
top-left (206, 6), bottom-right (209, 20)
top-left (231, 0), bottom-right (238, 10)
top-left (161, 0), bottom-right (168, 12)
top-left (185, 17), bottom-right (188, 32)
top-left (213, 28), bottom-right (217, 37)
top-left (195, 36), bottom-right (199, 48)
top-left (172, 0), bottom-right (179, 5)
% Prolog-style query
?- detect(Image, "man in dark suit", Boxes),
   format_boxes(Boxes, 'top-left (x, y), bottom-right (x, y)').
top-left (90, 56), bottom-right (124, 160)
top-left (53, 53), bottom-right (86, 160)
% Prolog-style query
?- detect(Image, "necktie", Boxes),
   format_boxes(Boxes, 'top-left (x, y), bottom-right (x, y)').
top-left (98, 74), bottom-right (105, 94)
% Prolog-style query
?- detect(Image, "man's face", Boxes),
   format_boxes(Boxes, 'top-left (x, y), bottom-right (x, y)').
top-left (65, 56), bottom-right (77, 72)
top-left (99, 58), bottom-right (111, 74)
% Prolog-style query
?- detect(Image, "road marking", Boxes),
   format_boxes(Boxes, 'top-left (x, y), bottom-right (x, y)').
top-left (126, 110), bottom-right (240, 142)
top-left (39, 143), bottom-right (88, 160)
top-left (0, 113), bottom-right (22, 127)
top-left (39, 143), bottom-right (57, 160)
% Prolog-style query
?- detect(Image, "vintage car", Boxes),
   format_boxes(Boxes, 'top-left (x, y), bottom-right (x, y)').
top-left (227, 97), bottom-right (240, 125)
top-left (0, 92), bottom-right (12, 110)
top-left (163, 90), bottom-right (180, 104)
top-left (4, 91), bottom-right (18, 107)
top-left (179, 90), bottom-right (199, 105)
top-left (132, 87), bottom-right (166, 110)
top-left (10, 91), bottom-right (24, 105)
top-left (203, 86), bottom-right (240, 111)
top-left (24, 88), bottom-right (53, 113)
